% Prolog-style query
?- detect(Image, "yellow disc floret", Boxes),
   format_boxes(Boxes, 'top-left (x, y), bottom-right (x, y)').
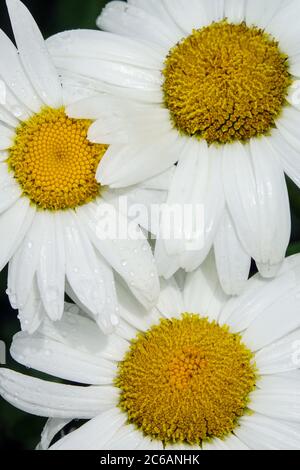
top-left (8, 107), bottom-right (108, 210)
top-left (163, 21), bottom-right (291, 145)
top-left (117, 314), bottom-right (256, 446)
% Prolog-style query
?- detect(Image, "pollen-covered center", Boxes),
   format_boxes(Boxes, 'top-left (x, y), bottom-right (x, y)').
top-left (8, 107), bottom-right (108, 210)
top-left (117, 314), bottom-right (256, 446)
top-left (163, 21), bottom-right (291, 145)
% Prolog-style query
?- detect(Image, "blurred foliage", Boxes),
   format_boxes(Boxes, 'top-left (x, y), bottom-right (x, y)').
top-left (0, 0), bottom-right (300, 451)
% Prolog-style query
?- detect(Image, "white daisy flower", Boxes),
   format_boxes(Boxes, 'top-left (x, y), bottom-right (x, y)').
top-left (1, 254), bottom-right (300, 450)
top-left (0, 0), bottom-right (162, 334)
top-left (48, 0), bottom-right (300, 295)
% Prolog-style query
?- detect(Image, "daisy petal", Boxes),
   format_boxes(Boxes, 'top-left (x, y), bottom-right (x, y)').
top-left (203, 434), bottom-right (248, 450)
top-left (245, 0), bottom-right (286, 29)
top-left (0, 180), bottom-right (21, 214)
top-left (266, 128), bottom-right (300, 188)
top-left (38, 418), bottom-right (71, 450)
top-left (241, 263), bottom-right (300, 350)
top-left (11, 310), bottom-right (127, 384)
top-left (225, 0), bottom-right (246, 23)
top-left (136, 435), bottom-right (163, 450)
top-left (6, 0), bottom-right (62, 107)
top-left (97, 131), bottom-right (181, 188)
top-left (61, 211), bottom-right (117, 334)
top-left (214, 209), bottom-right (251, 296)
top-left (276, 107), bottom-right (300, 154)
top-left (255, 329), bottom-right (300, 374)
top-left (116, 280), bottom-right (161, 332)
top-left (37, 212), bottom-right (65, 321)
top-left (8, 214), bottom-right (45, 309)
top-left (219, 254), bottom-right (300, 332)
top-left (13, 276), bottom-right (44, 333)
top-left (78, 202), bottom-right (160, 310)
top-left (235, 413), bottom-right (300, 450)
top-left (0, 368), bottom-right (112, 419)
top-left (163, 140), bottom-right (224, 265)
top-left (98, 1), bottom-right (181, 49)
top-left (0, 123), bottom-right (14, 149)
top-left (0, 198), bottom-right (35, 271)
top-left (104, 424), bottom-right (143, 450)
top-left (266, 0), bottom-right (300, 53)
top-left (249, 376), bottom-right (300, 422)
top-left (224, 140), bottom-right (290, 278)
top-left (0, 29), bottom-right (41, 112)
top-left (50, 409), bottom-right (127, 450)
top-left (156, 277), bottom-right (184, 319)
top-left (154, 238), bottom-right (181, 279)
top-left (163, 0), bottom-right (212, 34)
top-left (47, 30), bottom-right (164, 69)
top-left (183, 253), bottom-right (228, 321)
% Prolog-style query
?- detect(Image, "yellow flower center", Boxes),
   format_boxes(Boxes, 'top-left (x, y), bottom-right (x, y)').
top-left (117, 314), bottom-right (256, 446)
top-left (8, 107), bottom-right (108, 211)
top-left (163, 21), bottom-right (291, 145)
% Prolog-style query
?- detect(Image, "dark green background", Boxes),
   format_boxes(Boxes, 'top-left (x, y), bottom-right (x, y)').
top-left (0, 0), bottom-right (300, 451)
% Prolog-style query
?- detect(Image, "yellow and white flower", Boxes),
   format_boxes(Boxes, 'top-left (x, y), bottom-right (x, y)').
top-left (0, 0), bottom-right (161, 334)
top-left (1, 254), bottom-right (300, 450)
top-left (48, 0), bottom-right (300, 294)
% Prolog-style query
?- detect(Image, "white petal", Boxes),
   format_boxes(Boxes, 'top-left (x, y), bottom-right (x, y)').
top-left (0, 104), bottom-right (19, 127)
top-left (98, 1), bottom-right (181, 49)
top-left (51, 409), bottom-right (126, 450)
top-left (154, 238), bottom-right (181, 279)
top-left (0, 198), bottom-right (35, 271)
top-left (249, 376), bottom-right (300, 422)
top-left (163, 140), bottom-right (224, 266)
top-left (245, 0), bottom-right (287, 29)
top-left (0, 368), bottom-right (112, 419)
top-left (48, 30), bottom-right (164, 70)
top-left (214, 209), bottom-right (251, 296)
top-left (223, 140), bottom-right (290, 278)
top-left (276, 107), bottom-right (300, 154)
top-left (255, 329), bottom-right (300, 374)
top-left (77, 202), bottom-right (160, 310)
top-left (219, 254), bottom-right (300, 332)
top-left (0, 29), bottom-right (41, 112)
top-left (38, 418), bottom-right (71, 450)
top-left (0, 179), bottom-right (21, 214)
top-left (103, 185), bottom-right (166, 236)
top-left (37, 212), bottom-right (65, 321)
top-left (97, 131), bottom-right (181, 188)
top-left (235, 413), bottom-right (300, 450)
top-left (61, 210), bottom-right (118, 334)
top-left (7, 0), bottom-right (62, 107)
top-left (54, 54), bottom-right (162, 93)
top-left (7, 214), bottom-right (44, 309)
top-left (162, 0), bottom-right (208, 34)
top-left (139, 167), bottom-right (175, 191)
top-left (156, 277), bottom-right (184, 318)
top-left (116, 280), bottom-right (161, 332)
top-left (104, 424), bottom-right (143, 450)
top-left (13, 276), bottom-right (44, 333)
top-left (225, 0), bottom-right (246, 23)
top-left (241, 263), bottom-right (300, 350)
top-left (11, 310), bottom-right (127, 385)
top-left (265, 128), bottom-right (300, 189)
top-left (136, 435), bottom-right (163, 450)
top-left (183, 252), bottom-right (228, 321)
top-left (203, 434), bottom-right (248, 450)
top-left (266, 0), bottom-right (300, 54)
top-left (0, 123), bottom-right (14, 149)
